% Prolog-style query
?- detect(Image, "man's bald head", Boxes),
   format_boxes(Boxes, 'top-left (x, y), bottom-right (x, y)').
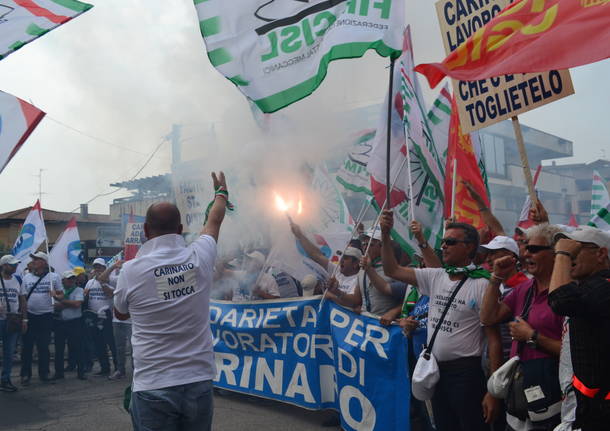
top-left (144, 202), bottom-right (183, 239)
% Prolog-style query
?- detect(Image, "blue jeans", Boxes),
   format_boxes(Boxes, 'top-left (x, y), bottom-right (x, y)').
top-left (0, 319), bottom-right (20, 383)
top-left (131, 380), bottom-right (213, 431)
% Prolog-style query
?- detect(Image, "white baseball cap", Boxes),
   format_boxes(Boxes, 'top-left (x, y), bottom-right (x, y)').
top-left (342, 247), bottom-right (363, 260)
top-left (62, 270), bottom-right (77, 279)
top-left (246, 251), bottom-right (266, 267)
top-left (555, 226), bottom-right (610, 250)
top-left (480, 236), bottom-right (520, 256)
top-left (300, 274), bottom-right (318, 293)
top-left (92, 257), bottom-right (107, 267)
top-left (0, 255), bottom-right (20, 265)
top-left (363, 226), bottom-right (382, 241)
top-left (29, 251), bottom-right (48, 262)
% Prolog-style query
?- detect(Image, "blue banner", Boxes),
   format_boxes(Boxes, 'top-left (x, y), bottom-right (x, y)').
top-left (210, 297), bottom-right (410, 431)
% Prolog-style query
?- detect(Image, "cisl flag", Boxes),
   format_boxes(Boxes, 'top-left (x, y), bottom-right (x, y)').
top-left (0, 90), bottom-right (45, 174)
top-left (0, 0), bottom-right (93, 60)
top-left (49, 217), bottom-right (83, 275)
top-left (11, 199), bottom-right (47, 273)
top-left (194, 0), bottom-right (404, 113)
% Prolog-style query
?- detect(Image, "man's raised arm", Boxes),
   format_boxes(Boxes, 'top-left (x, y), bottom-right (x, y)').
top-left (380, 210), bottom-right (417, 286)
top-left (289, 222), bottom-right (329, 269)
top-left (202, 171), bottom-right (228, 242)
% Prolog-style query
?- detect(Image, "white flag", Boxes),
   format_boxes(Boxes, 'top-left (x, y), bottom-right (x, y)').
top-left (195, 0), bottom-right (404, 112)
top-left (11, 200), bottom-right (47, 274)
top-left (0, 0), bottom-right (92, 60)
top-left (49, 217), bottom-right (84, 274)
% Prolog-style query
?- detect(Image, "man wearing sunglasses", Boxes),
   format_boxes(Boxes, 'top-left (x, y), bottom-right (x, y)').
top-left (548, 226), bottom-right (610, 431)
top-left (380, 210), bottom-right (502, 431)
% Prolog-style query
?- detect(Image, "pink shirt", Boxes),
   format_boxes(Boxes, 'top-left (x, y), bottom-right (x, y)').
top-left (503, 278), bottom-right (563, 361)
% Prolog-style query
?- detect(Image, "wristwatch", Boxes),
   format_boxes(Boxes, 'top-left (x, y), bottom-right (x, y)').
top-left (418, 242), bottom-right (429, 249)
top-left (526, 330), bottom-right (538, 349)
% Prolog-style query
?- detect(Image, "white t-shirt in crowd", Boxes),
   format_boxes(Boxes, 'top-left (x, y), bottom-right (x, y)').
top-left (327, 262), bottom-right (359, 294)
top-left (60, 287), bottom-right (84, 321)
top-left (251, 272), bottom-right (280, 299)
top-left (359, 264), bottom-right (400, 316)
top-left (108, 271), bottom-right (131, 324)
top-left (0, 276), bottom-right (24, 319)
top-left (85, 278), bottom-right (113, 315)
top-left (414, 268), bottom-right (488, 362)
top-left (23, 272), bottom-right (62, 315)
top-left (114, 234), bottom-right (217, 392)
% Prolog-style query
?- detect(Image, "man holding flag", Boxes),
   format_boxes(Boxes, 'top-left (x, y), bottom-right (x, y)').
top-left (20, 251), bottom-right (62, 385)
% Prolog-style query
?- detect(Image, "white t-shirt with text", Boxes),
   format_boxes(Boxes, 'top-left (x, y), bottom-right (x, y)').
top-left (23, 272), bottom-right (62, 315)
top-left (85, 278), bottom-right (113, 315)
top-left (414, 268), bottom-right (488, 362)
top-left (327, 262), bottom-right (360, 294)
top-left (0, 276), bottom-right (24, 319)
top-left (114, 234), bottom-right (217, 392)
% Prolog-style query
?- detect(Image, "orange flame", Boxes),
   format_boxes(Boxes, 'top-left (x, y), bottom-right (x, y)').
top-left (297, 199), bottom-right (303, 215)
top-left (274, 192), bottom-right (291, 212)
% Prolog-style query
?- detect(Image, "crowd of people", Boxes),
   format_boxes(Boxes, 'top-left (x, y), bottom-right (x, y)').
top-left (0, 251), bottom-right (131, 391)
top-left (0, 173), bottom-right (609, 431)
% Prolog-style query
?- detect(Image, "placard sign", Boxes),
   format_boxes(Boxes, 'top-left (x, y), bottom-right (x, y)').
top-left (435, 0), bottom-right (574, 132)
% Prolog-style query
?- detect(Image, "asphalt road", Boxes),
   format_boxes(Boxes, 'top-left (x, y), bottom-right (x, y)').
top-left (0, 371), bottom-right (334, 431)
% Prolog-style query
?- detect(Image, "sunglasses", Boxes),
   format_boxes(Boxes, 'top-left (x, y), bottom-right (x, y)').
top-left (441, 238), bottom-right (470, 246)
top-left (525, 244), bottom-right (552, 254)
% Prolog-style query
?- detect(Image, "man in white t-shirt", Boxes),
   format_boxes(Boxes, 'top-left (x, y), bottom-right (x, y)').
top-left (20, 251), bottom-right (62, 385)
top-left (290, 221), bottom-right (362, 309)
top-left (97, 260), bottom-right (132, 380)
top-left (84, 257), bottom-right (117, 376)
top-left (114, 171), bottom-right (228, 431)
top-left (0, 255), bottom-right (27, 392)
top-left (236, 251), bottom-right (280, 301)
top-left (380, 210), bottom-right (502, 431)
top-left (52, 270), bottom-right (86, 380)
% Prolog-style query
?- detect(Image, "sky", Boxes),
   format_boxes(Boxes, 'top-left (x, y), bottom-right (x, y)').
top-left (0, 0), bottom-right (609, 216)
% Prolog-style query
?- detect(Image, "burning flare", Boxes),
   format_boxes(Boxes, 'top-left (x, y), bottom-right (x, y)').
top-left (274, 192), bottom-right (291, 212)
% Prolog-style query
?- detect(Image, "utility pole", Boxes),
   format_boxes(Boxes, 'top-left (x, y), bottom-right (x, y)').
top-left (170, 124), bottom-right (182, 167)
top-left (33, 168), bottom-right (47, 204)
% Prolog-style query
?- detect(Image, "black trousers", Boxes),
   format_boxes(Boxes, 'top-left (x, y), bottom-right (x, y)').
top-left (431, 356), bottom-right (489, 431)
top-left (20, 312), bottom-right (53, 379)
top-left (87, 314), bottom-right (117, 373)
top-left (54, 318), bottom-right (85, 377)
top-left (575, 391), bottom-right (610, 431)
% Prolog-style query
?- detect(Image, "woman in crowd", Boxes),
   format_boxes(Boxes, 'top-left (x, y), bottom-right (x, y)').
top-left (481, 223), bottom-right (564, 431)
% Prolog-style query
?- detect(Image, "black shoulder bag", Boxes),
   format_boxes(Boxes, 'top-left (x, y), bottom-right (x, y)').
top-left (506, 286), bottom-right (562, 424)
top-left (1, 276), bottom-right (22, 333)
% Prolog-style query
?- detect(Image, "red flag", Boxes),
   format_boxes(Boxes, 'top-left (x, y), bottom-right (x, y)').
top-left (568, 214), bottom-right (578, 227)
top-left (415, 0), bottom-right (610, 88)
top-left (445, 97), bottom-right (490, 228)
top-left (123, 209), bottom-right (141, 261)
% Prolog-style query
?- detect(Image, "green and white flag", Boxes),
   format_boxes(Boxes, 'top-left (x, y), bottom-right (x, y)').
top-left (366, 28), bottom-right (449, 256)
top-left (0, 0), bottom-right (92, 60)
top-left (194, 0), bottom-right (404, 113)
top-left (335, 129), bottom-right (375, 195)
top-left (591, 170), bottom-right (610, 218)
top-left (588, 201), bottom-right (610, 232)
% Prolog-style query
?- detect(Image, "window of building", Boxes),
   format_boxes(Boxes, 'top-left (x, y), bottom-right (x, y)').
top-left (481, 134), bottom-right (506, 177)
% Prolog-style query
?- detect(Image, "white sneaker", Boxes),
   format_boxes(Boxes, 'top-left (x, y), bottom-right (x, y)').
top-left (108, 371), bottom-right (125, 380)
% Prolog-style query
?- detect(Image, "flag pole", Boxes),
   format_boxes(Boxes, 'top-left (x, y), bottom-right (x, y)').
top-left (319, 153), bottom-right (411, 312)
top-left (386, 57), bottom-right (396, 208)
top-left (405, 140), bottom-right (415, 221)
top-left (511, 116), bottom-right (537, 204)
top-left (450, 159), bottom-right (457, 218)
